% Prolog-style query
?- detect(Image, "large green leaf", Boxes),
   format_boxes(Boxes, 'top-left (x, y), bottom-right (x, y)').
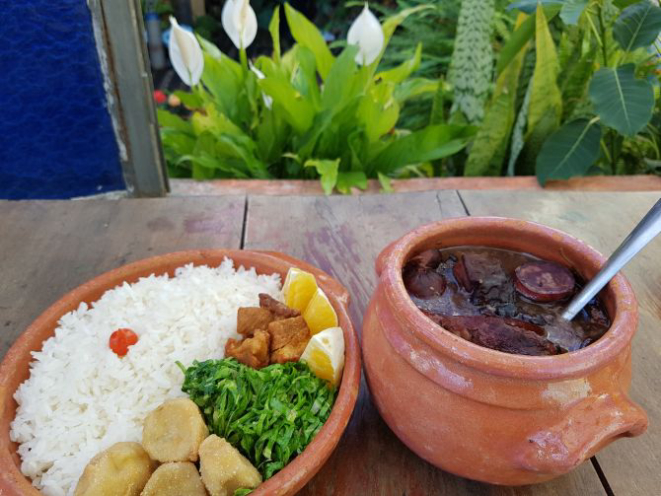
top-left (588, 64), bottom-right (655, 136)
top-left (337, 171), bottom-right (368, 194)
top-left (527, 7), bottom-right (562, 138)
top-left (259, 75), bottom-right (315, 134)
top-left (376, 43), bottom-right (422, 84)
top-left (284, 3), bottom-right (334, 79)
top-left (507, 0), bottom-right (564, 12)
top-left (304, 159), bottom-right (339, 195)
top-left (372, 125), bottom-right (476, 175)
top-left (269, 6), bottom-right (281, 63)
top-left (157, 109), bottom-right (193, 133)
top-left (560, 0), bottom-right (589, 25)
top-left (393, 78), bottom-right (439, 105)
top-left (495, 6), bottom-right (561, 76)
top-left (358, 82), bottom-right (400, 142)
top-left (613, 1), bottom-right (661, 52)
top-left (321, 46), bottom-right (359, 112)
top-left (536, 118), bottom-right (602, 185)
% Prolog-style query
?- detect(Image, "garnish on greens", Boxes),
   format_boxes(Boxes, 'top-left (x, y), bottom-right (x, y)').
top-left (178, 358), bottom-right (336, 479)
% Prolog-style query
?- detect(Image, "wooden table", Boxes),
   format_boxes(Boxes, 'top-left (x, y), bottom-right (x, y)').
top-left (1, 191), bottom-right (659, 495)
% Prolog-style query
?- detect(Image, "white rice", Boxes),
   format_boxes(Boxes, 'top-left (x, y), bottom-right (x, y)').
top-left (10, 259), bottom-right (282, 496)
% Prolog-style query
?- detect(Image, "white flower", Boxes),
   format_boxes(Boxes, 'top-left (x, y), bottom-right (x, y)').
top-left (249, 62), bottom-right (273, 109)
top-left (222, 0), bottom-right (258, 50)
top-left (347, 3), bottom-right (385, 66)
top-left (169, 17), bottom-right (204, 86)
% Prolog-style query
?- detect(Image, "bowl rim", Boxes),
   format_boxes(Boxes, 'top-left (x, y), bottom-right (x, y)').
top-left (378, 217), bottom-right (639, 381)
top-left (0, 249), bottom-right (361, 496)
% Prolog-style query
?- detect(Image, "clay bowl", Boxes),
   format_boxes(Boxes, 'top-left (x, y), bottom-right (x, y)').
top-left (0, 250), bottom-right (360, 496)
top-left (363, 217), bottom-right (648, 485)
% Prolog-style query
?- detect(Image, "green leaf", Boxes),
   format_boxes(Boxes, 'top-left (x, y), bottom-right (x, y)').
top-left (196, 34), bottom-right (223, 59)
top-left (358, 82), bottom-right (400, 142)
top-left (377, 172), bottom-right (394, 192)
top-left (507, 0), bottom-right (564, 12)
top-left (613, 1), bottom-right (661, 52)
top-left (157, 109), bottom-right (193, 133)
top-left (284, 3), bottom-right (334, 79)
top-left (337, 171), bottom-right (368, 194)
top-left (376, 43), bottom-right (422, 84)
top-left (528, 6), bottom-right (562, 138)
top-left (393, 78), bottom-right (439, 105)
top-left (588, 64), bottom-right (655, 136)
top-left (464, 93), bottom-right (515, 176)
top-left (259, 76), bottom-right (315, 134)
top-left (304, 159), bottom-right (339, 195)
top-left (200, 53), bottom-right (244, 121)
top-left (560, 0), bottom-right (589, 25)
top-left (172, 90), bottom-right (203, 109)
top-left (321, 46), bottom-right (359, 112)
top-left (269, 6), bottom-right (281, 63)
top-left (496, 6), bottom-right (561, 76)
top-left (536, 118), bottom-right (602, 185)
top-left (373, 125), bottom-right (476, 174)
top-left (507, 79), bottom-right (532, 175)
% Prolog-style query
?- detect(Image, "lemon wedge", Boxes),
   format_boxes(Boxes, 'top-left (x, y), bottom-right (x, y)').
top-left (301, 327), bottom-right (345, 386)
top-left (283, 268), bottom-right (318, 313)
top-left (302, 288), bottom-right (338, 335)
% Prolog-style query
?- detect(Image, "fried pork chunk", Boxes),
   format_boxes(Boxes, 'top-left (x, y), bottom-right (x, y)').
top-left (141, 462), bottom-right (208, 496)
top-left (199, 435), bottom-right (262, 496)
top-left (267, 316), bottom-right (311, 364)
top-left (142, 398), bottom-right (209, 463)
top-left (259, 293), bottom-right (300, 319)
top-left (225, 329), bottom-right (271, 369)
top-left (236, 307), bottom-right (274, 336)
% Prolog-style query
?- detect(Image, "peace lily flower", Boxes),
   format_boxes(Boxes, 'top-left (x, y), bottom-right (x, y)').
top-left (169, 17), bottom-right (204, 86)
top-left (347, 3), bottom-right (385, 66)
top-left (222, 0), bottom-right (258, 50)
top-left (249, 62), bottom-right (273, 109)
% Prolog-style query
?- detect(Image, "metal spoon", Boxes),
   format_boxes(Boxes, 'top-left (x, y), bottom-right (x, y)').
top-left (562, 198), bottom-right (661, 321)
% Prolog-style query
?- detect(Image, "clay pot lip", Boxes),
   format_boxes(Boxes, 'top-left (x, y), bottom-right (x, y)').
top-left (0, 249), bottom-right (361, 496)
top-left (379, 217), bottom-right (638, 380)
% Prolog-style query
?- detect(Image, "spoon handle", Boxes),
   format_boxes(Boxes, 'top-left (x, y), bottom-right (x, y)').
top-left (562, 198), bottom-right (661, 321)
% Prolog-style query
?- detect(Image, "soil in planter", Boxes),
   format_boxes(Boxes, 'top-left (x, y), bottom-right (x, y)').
top-left (403, 247), bottom-right (611, 356)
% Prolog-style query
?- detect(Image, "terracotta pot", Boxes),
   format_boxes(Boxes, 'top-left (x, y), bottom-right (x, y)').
top-left (0, 250), bottom-right (360, 496)
top-left (362, 218), bottom-right (648, 485)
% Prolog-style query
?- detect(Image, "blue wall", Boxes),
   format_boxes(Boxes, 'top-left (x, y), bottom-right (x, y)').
top-left (0, 1), bottom-right (125, 199)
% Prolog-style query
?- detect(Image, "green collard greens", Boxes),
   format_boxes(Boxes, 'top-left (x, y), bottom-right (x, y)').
top-left (179, 359), bottom-right (336, 480)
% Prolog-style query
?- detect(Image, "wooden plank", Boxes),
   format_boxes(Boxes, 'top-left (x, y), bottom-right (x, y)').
top-left (243, 192), bottom-right (606, 495)
top-left (459, 190), bottom-right (661, 495)
top-left (0, 197), bottom-right (245, 358)
top-left (91, 0), bottom-right (169, 196)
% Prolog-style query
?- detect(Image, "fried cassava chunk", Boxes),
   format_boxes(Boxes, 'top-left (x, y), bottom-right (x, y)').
top-left (199, 435), bottom-right (262, 496)
top-left (236, 307), bottom-right (274, 336)
top-left (225, 329), bottom-right (271, 369)
top-left (141, 462), bottom-right (208, 496)
top-left (142, 398), bottom-right (209, 463)
top-left (74, 442), bottom-right (156, 496)
top-left (267, 316), bottom-right (310, 364)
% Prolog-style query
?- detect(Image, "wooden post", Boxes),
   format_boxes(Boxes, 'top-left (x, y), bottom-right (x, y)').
top-left (89, 0), bottom-right (169, 197)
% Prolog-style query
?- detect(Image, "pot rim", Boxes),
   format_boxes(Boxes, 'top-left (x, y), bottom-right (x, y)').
top-left (0, 249), bottom-right (361, 496)
top-left (380, 217), bottom-right (638, 380)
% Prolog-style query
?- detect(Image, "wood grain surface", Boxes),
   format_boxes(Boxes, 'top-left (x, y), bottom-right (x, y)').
top-left (244, 192), bottom-right (606, 496)
top-left (0, 197), bottom-right (245, 356)
top-left (460, 190), bottom-right (661, 496)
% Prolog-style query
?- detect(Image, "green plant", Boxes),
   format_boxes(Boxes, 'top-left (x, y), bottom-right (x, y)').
top-left (465, 0), bottom-right (661, 183)
top-left (159, 3), bottom-right (475, 192)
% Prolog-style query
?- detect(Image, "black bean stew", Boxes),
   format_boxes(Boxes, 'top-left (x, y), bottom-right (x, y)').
top-left (403, 247), bottom-right (610, 356)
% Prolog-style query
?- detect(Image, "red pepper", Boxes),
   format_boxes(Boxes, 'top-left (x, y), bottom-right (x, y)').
top-left (153, 90), bottom-right (167, 105)
top-left (109, 328), bottom-right (139, 357)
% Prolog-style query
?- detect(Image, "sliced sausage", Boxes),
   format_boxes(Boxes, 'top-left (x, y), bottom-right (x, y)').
top-left (514, 261), bottom-right (575, 302)
top-left (425, 313), bottom-right (561, 356)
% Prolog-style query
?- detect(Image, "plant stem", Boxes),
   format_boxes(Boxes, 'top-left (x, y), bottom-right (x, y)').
top-left (597, 4), bottom-right (617, 173)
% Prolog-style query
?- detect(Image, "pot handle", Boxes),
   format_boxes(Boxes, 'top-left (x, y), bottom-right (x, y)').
top-left (375, 240), bottom-right (398, 278)
top-left (517, 393), bottom-right (648, 475)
